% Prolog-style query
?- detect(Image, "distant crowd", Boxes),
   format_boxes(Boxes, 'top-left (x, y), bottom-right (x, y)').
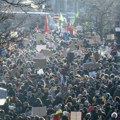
top-left (0, 32), bottom-right (120, 120)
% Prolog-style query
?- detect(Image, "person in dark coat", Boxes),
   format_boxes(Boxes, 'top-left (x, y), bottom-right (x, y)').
top-left (113, 85), bottom-right (120, 98)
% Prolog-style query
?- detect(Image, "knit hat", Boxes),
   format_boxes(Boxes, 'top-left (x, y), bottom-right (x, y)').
top-left (111, 112), bottom-right (118, 118)
top-left (88, 106), bottom-right (94, 111)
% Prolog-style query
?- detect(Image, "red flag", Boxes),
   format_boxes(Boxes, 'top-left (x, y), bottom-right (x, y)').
top-left (53, 115), bottom-right (60, 120)
top-left (73, 28), bottom-right (77, 35)
top-left (66, 23), bottom-right (71, 32)
top-left (35, 21), bottom-right (40, 33)
top-left (44, 15), bottom-right (49, 34)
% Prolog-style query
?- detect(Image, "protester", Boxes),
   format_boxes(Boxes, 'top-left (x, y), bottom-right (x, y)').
top-left (0, 30), bottom-right (120, 120)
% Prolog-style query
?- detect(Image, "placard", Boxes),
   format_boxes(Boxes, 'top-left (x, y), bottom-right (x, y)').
top-left (115, 27), bottom-right (120, 32)
top-left (36, 34), bottom-right (44, 41)
top-left (107, 34), bottom-right (115, 40)
top-left (0, 87), bottom-right (7, 99)
top-left (36, 34), bottom-right (45, 45)
top-left (41, 50), bottom-right (53, 57)
top-left (34, 59), bottom-right (46, 68)
top-left (0, 87), bottom-right (7, 106)
top-left (32, 107), bottom-right (47, 117)
top-left (37, 69), bottom-right (44, 75)
top-left (71, 112), bottom-right (82, 120)
top-left (35, 52), bottom-right (45, 59)
top-left (23, 38), bottom-right (30, 46)
top-left (36, 45), bottom-right (47, 52)
top-left (83, 62), bottom-right (101, 70)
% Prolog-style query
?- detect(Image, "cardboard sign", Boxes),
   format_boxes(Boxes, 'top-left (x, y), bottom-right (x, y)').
top-left (36, 34), bottom-right (44, 41)
top-left (36, 34), bottom-right (45, 45)
top-left (71, 112), bottom-right (82, 120)
top-left (36, 45), bottom-right (47, 52)
top-left (32, 107), bottom-right (47, 117)
top-left (37, 69), bottom-right (44, 75)
top-left (107, 34), bottom-right (115, 40)
top-left (83, 62), bottom-right (101, 70)
top-left (23, 38), bottom-right (30, 46)
top-left (41, 50), bottom-right (53, 57)
top-left (115, 27), bottom-right (120, 32)
top-left (0, 87), bottom-right (7, 99)
top-left (35, 52), bottom-right (45, 59)
top-left (117, 51), bottom-right (120, 56)
top-left (34, 59), bottom-right (46, 68)
top-left (0, 87), bottom-right (7, 106)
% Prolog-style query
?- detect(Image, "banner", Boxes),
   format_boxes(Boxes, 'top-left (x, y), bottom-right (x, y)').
top-left (32, 107), bottom-right (47, 117)
top-left (83, 62), bottom-right (101, 70)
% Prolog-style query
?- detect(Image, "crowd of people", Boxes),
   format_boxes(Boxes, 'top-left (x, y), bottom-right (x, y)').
top-left (0, 31), bottom-right (120, 120)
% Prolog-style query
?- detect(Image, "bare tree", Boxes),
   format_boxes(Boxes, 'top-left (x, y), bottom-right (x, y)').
top-left (0, 0), bottom-right (48, 47)
top-left (77, 0), bottom-right (118, 41)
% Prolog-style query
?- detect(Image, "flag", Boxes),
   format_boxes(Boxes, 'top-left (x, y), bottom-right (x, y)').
top-left (44, 15), bottom-right (49, 34)
top-left (66, 23), bottom-right (71, 32)
top-left (72, 12), bottom-right (80, 27)
top-left (83, 21), bottom-right (90, 30)
top-left (73, 28), bottom-right (77, 35)
top-left (59, 13), bottom-right (67, 27)
top-left (35, 21), bottom-right (40, 33)
top-left (59, 13), bottom-right (64, 22)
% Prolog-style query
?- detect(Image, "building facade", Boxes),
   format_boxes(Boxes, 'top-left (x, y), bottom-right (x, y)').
top-left (49, 0), bottom-right (79, 13)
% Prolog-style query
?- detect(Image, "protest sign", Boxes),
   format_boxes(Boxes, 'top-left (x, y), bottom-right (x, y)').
top-left (36, 45), bottom-right (47, 52)
top-left (71, 112), bottom-right (82, 120)
top-left (83, 62), bottom-right (101, 70)
top-left (35, 52), bottom-right (45, 59)
top-left (41, 50), bottom-right (53, 57)
top-left (107, 34), bottom-right (115, 40)
top-left (36, 33), bottom-right (44, 41)
top-left (34, 59), bottom-right (46, 68)
top-left (0, 87), bottom-right (7, 106)
top-left (32, 107), bottom-right (47, 117)
top-left (35, 34), bottom-right (44, 44)
top-left (117, 51), bottom-right (120, 56)
top-left (37, 69), bottom-right (44, 75)
top-left (23, 38), bottom-right (30, 46)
